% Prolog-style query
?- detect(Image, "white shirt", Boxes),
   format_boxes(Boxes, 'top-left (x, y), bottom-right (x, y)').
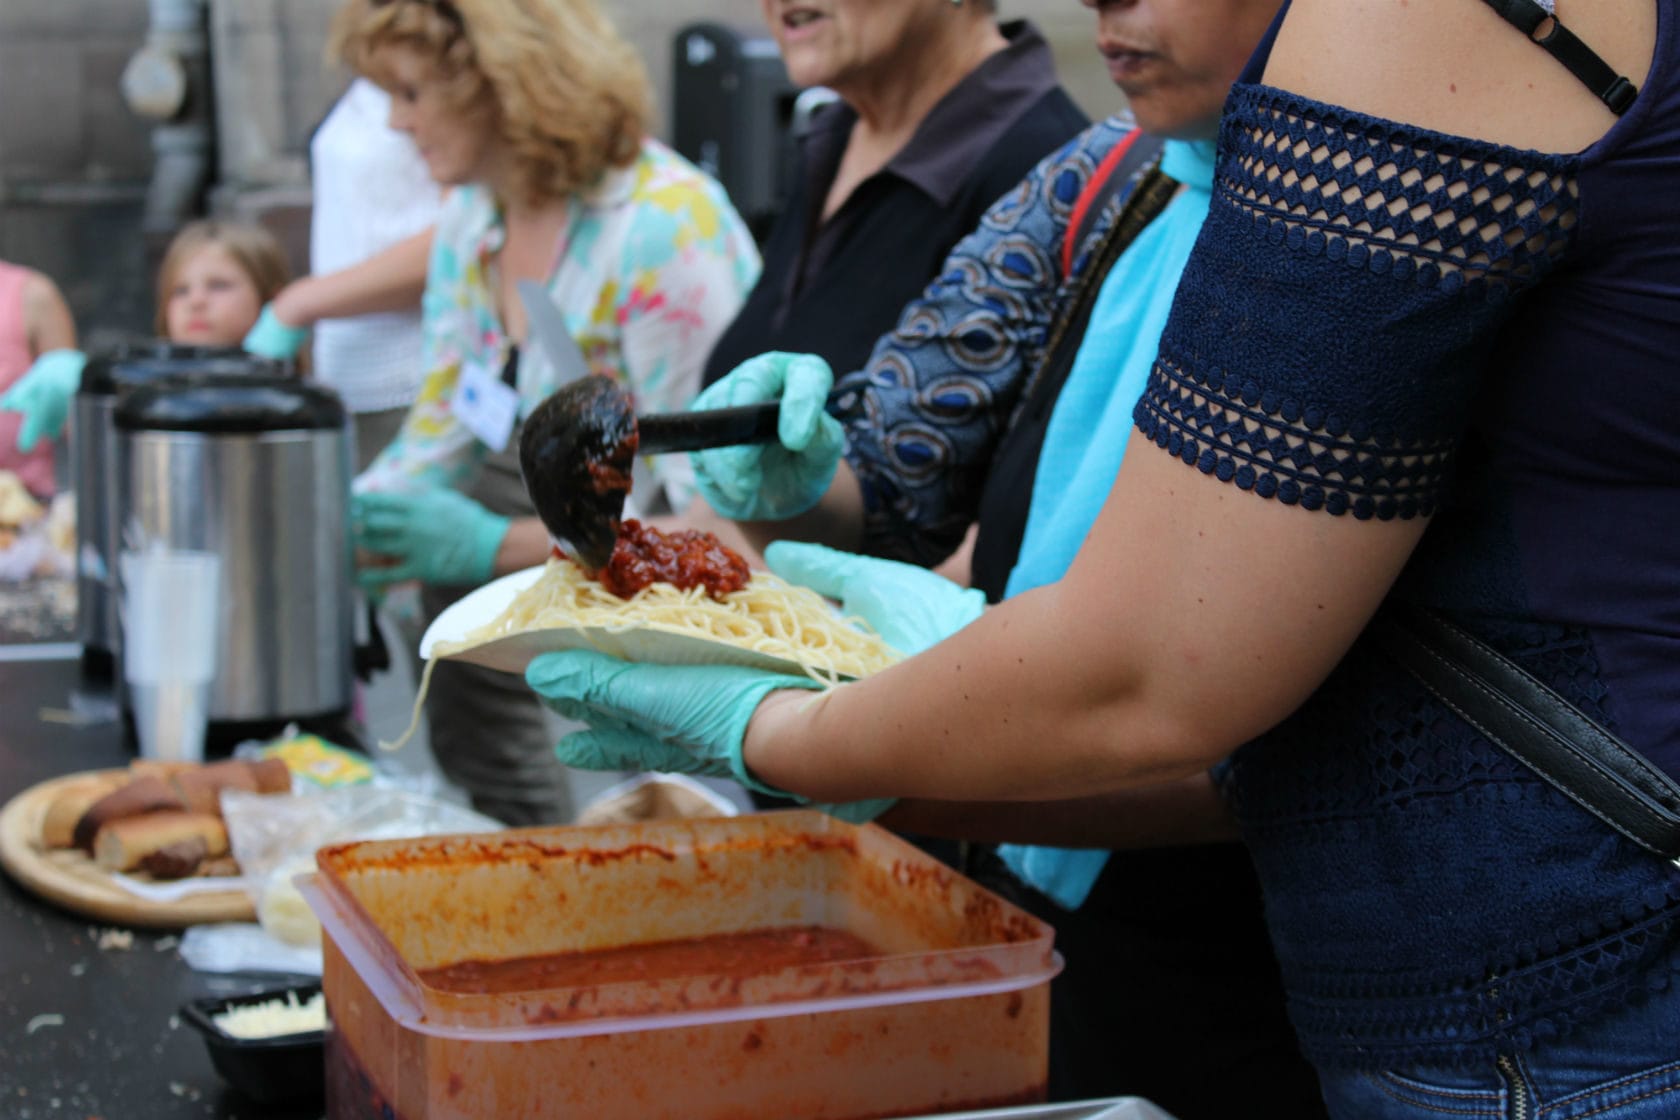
top-left (309, 79), bottom-right (443, 413)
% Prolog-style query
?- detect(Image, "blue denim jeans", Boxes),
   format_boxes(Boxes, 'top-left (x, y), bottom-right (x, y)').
top-left (1316, 985), bottom-right (1680, 1119)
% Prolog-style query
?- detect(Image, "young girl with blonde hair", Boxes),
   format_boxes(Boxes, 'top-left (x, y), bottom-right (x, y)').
top-left (0, 218), bottom-right (293, 478)
top-left (154, 219), bottom-right (292, 347)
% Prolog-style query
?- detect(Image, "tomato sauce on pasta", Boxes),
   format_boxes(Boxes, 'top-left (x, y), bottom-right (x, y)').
top-left (593, 520), bottom-right (750, 600)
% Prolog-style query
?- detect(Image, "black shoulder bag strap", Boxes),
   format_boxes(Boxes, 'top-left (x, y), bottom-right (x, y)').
top-left (1389, 8), bottom-right (1660, 856)
top-left (1479, 0), bottom-right (1640, 114)
top-left (1028, 131), bottom-right (1171, 412)
top-left (1373, 606), bottom-right (1680, 863)
top-left (968, 134), bottom-right (1172, 601)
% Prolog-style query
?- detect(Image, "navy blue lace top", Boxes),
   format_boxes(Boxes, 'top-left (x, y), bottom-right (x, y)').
top-left (1135, 9), bottom-right (1680, 1071)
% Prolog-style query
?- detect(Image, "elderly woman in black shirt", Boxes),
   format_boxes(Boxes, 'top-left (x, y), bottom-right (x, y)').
top-left (701, 0), bottom-right (1088, 387)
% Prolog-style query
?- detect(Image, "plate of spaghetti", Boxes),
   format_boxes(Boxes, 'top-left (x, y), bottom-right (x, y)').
top-left (418, 523), bottom-right (903, 685)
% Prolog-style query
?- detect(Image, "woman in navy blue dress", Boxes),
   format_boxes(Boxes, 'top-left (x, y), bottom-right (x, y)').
top-left (525, 3), bottom-right (1680, 1114)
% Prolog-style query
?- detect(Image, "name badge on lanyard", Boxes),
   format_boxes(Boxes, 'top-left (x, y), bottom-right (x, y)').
top-left (452, 359), bottom-right (520, 452)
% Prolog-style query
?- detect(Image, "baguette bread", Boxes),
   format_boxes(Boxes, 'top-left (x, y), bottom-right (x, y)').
top-left (41, 773), bottom-right (129, 849)
top-left (171, 761), bottom-right (259, 815)
top-left (92, 811), bottom-right (229, 873)
top-left (128, 760), bottom-right (200, 785)
top-left (170, 758), bottom-right (292, 814)
top-left (248, 756), bottom-right (293, 793)
top-left (46, 757), bottom-right (296, 880)
top-left (197, 855), bottom-right (241, 878)
top-left (71, 776), bottom-right (186, 852)
top-left (136, 835), bottom-right (211, 880)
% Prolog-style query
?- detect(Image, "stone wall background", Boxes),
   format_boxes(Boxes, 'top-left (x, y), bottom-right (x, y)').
top-left (0, 0), bottom-right (1118, 342)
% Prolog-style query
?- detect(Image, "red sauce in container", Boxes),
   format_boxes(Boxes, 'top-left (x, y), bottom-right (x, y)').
top-left (419, 926), bottom-right (880, 994)
top-left (596, 518), bottom-right (751, 601)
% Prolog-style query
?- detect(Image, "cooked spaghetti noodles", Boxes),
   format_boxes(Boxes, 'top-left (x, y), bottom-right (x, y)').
top-left (450, 556), bottom-right (901, 680)
top-left (380, 557), bottom-right (901, 752)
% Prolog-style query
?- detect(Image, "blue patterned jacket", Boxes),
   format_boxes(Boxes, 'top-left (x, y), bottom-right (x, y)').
top-left (832, 115), bottom-right (1146, 565)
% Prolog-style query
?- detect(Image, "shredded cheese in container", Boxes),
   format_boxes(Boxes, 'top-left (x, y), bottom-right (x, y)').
top-left (212, 990), bottom-right (325, 1039)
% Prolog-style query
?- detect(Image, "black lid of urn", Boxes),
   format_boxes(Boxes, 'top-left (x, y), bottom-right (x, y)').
top-left (80, 340), bottom-right (295, 397)
top-left (113, 374), bottom-right (346, 434)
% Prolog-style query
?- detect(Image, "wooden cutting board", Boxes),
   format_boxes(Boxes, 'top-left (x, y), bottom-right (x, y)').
top-left (0, 769), bottom-right (255, 928)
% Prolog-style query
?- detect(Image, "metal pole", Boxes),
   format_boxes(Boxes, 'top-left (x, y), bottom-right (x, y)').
top-left (121, 0), bottom-right (215, 238)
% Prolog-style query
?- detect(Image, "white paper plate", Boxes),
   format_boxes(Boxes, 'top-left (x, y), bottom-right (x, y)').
top-left (418, 566), bottom-right (857, 679)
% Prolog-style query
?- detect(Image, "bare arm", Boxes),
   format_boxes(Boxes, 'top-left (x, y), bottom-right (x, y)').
top-left (1264, 0), bottom-right (1649, 150)
top-left (749, 446), bottom-right (1422, 802)
top-left (492, 516), bottom-right (553, 576)
top-left (271, 228), bottom-right (434, 327)
top-left (22, 272), bottom-right (76, 356)
top-left (933, 523), bottom-right (976, 587)
top-left (737, 0), bottom-right (1647, 805)
top-left (738, 460), bottom-right (866, 556)
top-left (881, 772), bottom-right (1239, 849)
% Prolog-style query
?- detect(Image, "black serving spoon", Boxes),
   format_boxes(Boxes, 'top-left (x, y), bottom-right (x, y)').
top-left (518, 374), bottom-right (837, 572)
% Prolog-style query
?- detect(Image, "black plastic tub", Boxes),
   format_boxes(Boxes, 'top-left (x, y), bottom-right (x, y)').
top-left (179, 984), bottom-right (326, 1105)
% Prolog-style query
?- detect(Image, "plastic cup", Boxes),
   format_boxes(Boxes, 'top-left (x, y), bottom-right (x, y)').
top-left (119, 548), bottom-right (221, 762)
top-left (127, 680), bottom-right (213, 763)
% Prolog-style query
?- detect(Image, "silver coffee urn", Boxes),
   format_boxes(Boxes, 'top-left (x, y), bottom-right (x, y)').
top-left (113, 373), bottom-right (358, 745)
top-left (73, 342), bottom-right (292, 676)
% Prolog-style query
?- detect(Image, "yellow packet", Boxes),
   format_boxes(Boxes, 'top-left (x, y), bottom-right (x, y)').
top-left (262, 734), bottom-right (375, 789)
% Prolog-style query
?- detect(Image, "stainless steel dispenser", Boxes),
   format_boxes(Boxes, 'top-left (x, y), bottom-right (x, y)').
top-left (113, 374), bottom-right (355, 735)
top-left (73, 343), bottom-right (291, 674)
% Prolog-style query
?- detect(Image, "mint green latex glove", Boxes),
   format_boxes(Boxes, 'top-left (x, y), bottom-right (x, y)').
top-left (527, 651), bottom-right (895, 824)
top-left (351, 488), bottom-right (509, 593)
top-left (1, 349), bottom-right (85, 452)
top-left (764, 540), bottom-right (985, 656)
top-left (691, 352), bottom-right (844, 521)
top-left (242, 304), bottom-right (309, 360)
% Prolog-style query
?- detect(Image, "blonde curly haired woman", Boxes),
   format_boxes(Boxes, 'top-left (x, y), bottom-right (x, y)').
top-left (336, 0), bottom-right (760, 825)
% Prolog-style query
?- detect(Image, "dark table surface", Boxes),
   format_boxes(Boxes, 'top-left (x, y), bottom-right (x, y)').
top-left (0, 653), bottom-right (1136, 1120)
top-left (0, 651), bottom-right (324, 1120)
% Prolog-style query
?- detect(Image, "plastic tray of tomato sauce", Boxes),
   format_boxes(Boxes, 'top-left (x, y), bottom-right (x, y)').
top-left (297, 810), bottom-right (1062, 1120)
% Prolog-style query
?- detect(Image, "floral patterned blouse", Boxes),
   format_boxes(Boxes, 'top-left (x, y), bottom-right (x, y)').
top-left (357, 139), bottom-right (760, 514)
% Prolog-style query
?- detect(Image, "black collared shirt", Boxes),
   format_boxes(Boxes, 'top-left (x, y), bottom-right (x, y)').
top-left (702, 21), bottom-right (1088, 385)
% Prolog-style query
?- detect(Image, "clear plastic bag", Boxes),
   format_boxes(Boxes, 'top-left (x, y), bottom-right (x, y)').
top-left (0, 492), bottom-right (74, 582)
top-left (220, 784), bottom-right (501, 952)
top-left (0, 523), bottom-right (52, 581)
top-left (178, 921), bottom-right (324, 976)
